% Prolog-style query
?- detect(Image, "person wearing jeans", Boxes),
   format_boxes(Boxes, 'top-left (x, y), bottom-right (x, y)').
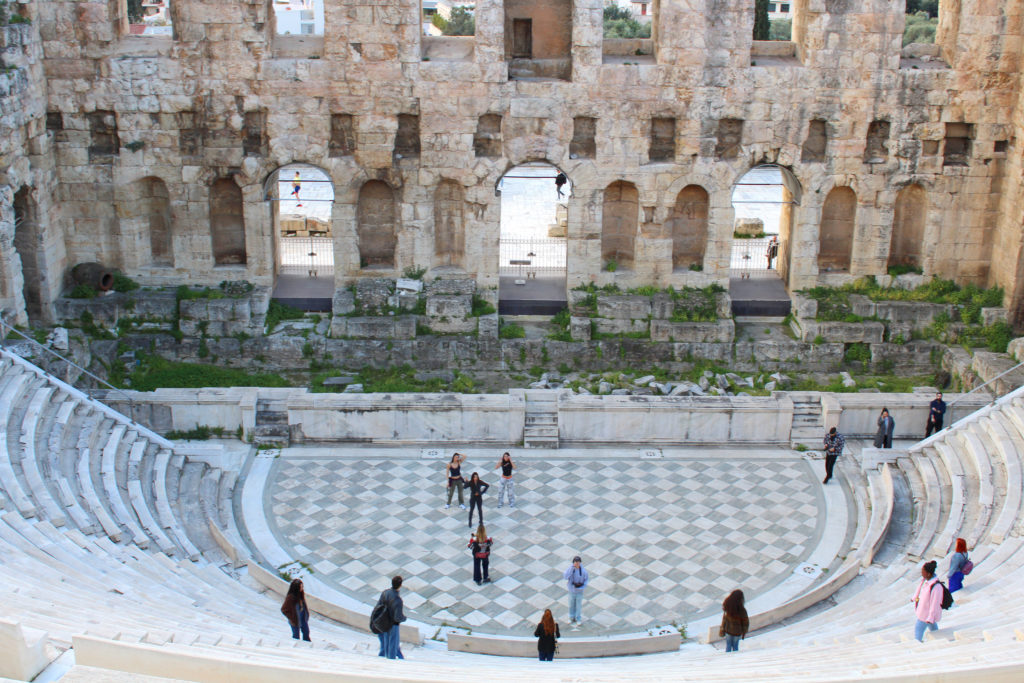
top-left (912, 561), bottom-right (944, 642)
top-left (374, 575), bottom-right (406, 659)
top-left (494, 452), bottom-right (516, 508)
top-left (719, 589), bottom-right (748, 653)
top-left (563, 556), bottom-right (589, 628)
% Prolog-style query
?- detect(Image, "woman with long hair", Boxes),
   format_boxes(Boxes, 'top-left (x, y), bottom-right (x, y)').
top-left (280, 578), bottom-right (311, 641)
top-left (467, 524), bottom-right (493, 585)
top-left (874, 407), bottom-right (895, 449)
top-left (445, 452), bottom-right (467, 510)
top-left (494, 452), bottom-right (517, 509)
top-left (534, 608), bottom-right (560, 661)
top-left (948, 537), bottom-right (970, 592)
top-left (466, 471), bottom-right (489, 529)
top-left (719, 589), bottom-right (748, 653)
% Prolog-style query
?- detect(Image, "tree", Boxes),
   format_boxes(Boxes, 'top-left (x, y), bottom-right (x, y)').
top-left (604, 3), bottom-right (633, 22)
top-left (753, 0), bottom-right (770, 41)
top-left (768, 19), bottom-right (791, 42)
top-left (431, 13), bottom-right (448, 32)
top-left (906, 0), bottom-right (939, 18)
top-left (442, 6), bottom-right (475, 36)
top-left (127, 0), bottom-right (145, 24)
top-left (603, 3), bottom-right (651, 39)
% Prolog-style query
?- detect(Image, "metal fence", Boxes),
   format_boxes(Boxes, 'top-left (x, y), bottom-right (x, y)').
top-left (279, 236), bottom-right (334, 277)
top-left (730, 236), bottom-right (779, 275)
top-left (498, 237), bottom-right (567, 276)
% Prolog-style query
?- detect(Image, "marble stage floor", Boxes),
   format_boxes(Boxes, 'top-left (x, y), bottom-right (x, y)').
top-left (245, 446), bottom-right (853, 638)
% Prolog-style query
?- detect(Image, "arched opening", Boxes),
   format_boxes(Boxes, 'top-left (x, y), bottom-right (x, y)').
top-left (139, 177), bottom-right (173, 266)
top-left (497, 162), bottom-right (569, 315)
top-left (669, 185), bottom-right (709, 271)
top-left (602, 180), bottom-right (638, 270)
top-left (434, 180), bottom-right (466, 269)
top-left (888, 184), bottom-right (926, 273)
top-left (266, 163), bottom-right (335, 309)
top-left (729, 165), bottom-right (799, 316)
top-left (12, 187), bottom-right (42, 321)
top-left (818, 187), bottom-right (856, 273)
top-left (357, 180), bottom-right (397, 268)
top-left (210, 178), bottom-right (247, 265)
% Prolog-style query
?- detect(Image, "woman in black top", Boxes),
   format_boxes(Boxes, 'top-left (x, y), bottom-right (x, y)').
top-left (494, 452), bottom-right (517, 509)
top-left (445, 453), bottom-right (467, 510)
top-left (466, 472), bottom-right (489, 529)
top-left (534, 609), bottom-right (559, 661)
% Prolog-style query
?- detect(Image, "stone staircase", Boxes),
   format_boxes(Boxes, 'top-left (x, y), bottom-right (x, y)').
top-left (789, 392), bottom-right (824, 445)
top-left (252, 397), bottom-right (290, 446)
top-left (523, 390), bottom-right (559, 448)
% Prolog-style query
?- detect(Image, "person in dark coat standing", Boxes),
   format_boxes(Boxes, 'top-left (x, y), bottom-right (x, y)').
top-left (719, 589), bottom-right (749, 653)
top-left (468, 524), bottom-right (493, 585)
top-left (280, 578), bottom-right (311, 642)
top-left (373, 575), bottom-right (406, 659)
top-left (555, 172), bottom-right (567, 199)
top-left (534, 608), bottom-right (560, 661)
top-left (926, 392), bottom-right (947, 437)
top-left (822, 427), bottom-right (845, 484)
top-left (874, 408), bottom-right (895, 449)
top-left (466, 472), bottom-right (489, 529)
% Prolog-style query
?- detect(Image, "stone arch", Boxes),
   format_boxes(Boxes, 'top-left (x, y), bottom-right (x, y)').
top-left (670, 185), bottom-right (709, 270)
top-left (357, 180), bottom-right (397, 267)
top-left (434, 180), bottom-right (465, 268)
top-left (602, 181), bottom-right (638, 268)
top-left (12, 187), bottom-right (41, 320)
top-left (134, 176), bottom-right (173, 266)
top-left (818, 186), bottom-right (856, 273)
top-left (889, 184), bottom-right (926, 270)
top-left (210, 178), bottom-right (247, 265)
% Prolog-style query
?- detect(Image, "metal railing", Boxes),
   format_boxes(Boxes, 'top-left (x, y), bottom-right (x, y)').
top-left (730, 236), bottom-right (779, 274)
top-left (947, 360), bottom-right (1024, 410)
top-left (279, 236), bottom-right (334, 277)
top-left (0, 316), bottom-right (138, 423)
top-left (498, 237), bottom-right (567, 276)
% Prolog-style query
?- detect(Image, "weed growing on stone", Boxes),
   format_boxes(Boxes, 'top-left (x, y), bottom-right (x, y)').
top-left (120, 354), bottom-right (289, 391)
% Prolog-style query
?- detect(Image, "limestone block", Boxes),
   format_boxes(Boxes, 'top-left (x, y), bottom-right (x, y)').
top-left (597, 294), bottom-right (651, 320)
top-left (870, 340), bottom-right (942, 374)
top-left (393, 315), bottom-right (417, 339)
top-left (593, 319), bottom-right (649, 335)
top-left (791, 293), bottom-right (818, 321)
top-left (650, 294), bottom-right (674, 319)
top-left (887, 321), bottom-right (913, 343)
top-left (982, 307), bottom-right (1008, 325)
top-left (355, 278), bottom-right (394, 310)
top-left (873, 301), bottom-right (953, 328)
top-left (426, 278), bottom-right (475, 295)
top-left (477, 313), bottom-right (499, 339)
top-left (332, 289), bottom-right (356, 316)
top-left (346, 317), bottom-right (398, 339)
top-left (330, 316), bottom-right (348, 338)
top-left (798, 320), bottom-right (885, 343)
top-left (849, 294), bottom-right (876, 318)
top-left (1008, 337), bottom-right (1024, 363)
top-left (570, 316), bottom-right (592, 341)
top-left (715, 293), bottom-right (733, 319)
top-left (426, 294), bottom-right (471, 319)
top-left (734, 217), bottom-right (764, 236)
top-left (650, 319), bottom-right (735, 343)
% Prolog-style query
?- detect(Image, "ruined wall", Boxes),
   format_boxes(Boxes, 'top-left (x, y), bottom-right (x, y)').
top-left (0, 0), bottom-right (1020, 323)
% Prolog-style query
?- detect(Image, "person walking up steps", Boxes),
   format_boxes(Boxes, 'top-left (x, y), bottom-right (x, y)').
top-left (445, 453), bottom-right (467, 510)
top-left (494, 452), bottom-right (516, 509)
top-left (719, 589), bottom-right (749, 653)
top-left (466, 472), bottom-right (489, 528)
top-left (912, 561), bottom-right (946, 641)
top-left (468, 524), bottom-right (493, 585)
top-left (822, 426), bottom-right (845, 484)
top-left (534, 609), bottom-right (560, 661)
top-left (563, 555), bottom-right (589, 628)
top-left (280, 578), bottom-right (311, 642)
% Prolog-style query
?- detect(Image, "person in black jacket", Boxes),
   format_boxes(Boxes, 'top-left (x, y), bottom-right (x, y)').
top-left (534, 608), bottom-right (560, 661)
top-left (466, 472), bottom-right (489, 529)
top-left (468, 524), bottom-right (493, 585)
top-left (373, 575), bottom-right (406, 660)
top-left (926, 392), bottom-right (946, 437)
top-left (874, 407), bottom-right (895, 449)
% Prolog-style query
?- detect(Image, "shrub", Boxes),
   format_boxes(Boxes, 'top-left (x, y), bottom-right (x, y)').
top-left (499, 321), bottom-right (526, 339)
top-left (402, 266), bottom-right (427, 280)
top-left (470, 295), bottom-right (496, 317)
top-left (69, 284), bottom-right (97, 299)
top-left (844, 342), bottom-right (871, 365)
top-left (112, 272), bottom-right (139, 292)
top-left (265, 300), bottom-right (305, 332)
top-left (604, 259), bottom-right (618, 272)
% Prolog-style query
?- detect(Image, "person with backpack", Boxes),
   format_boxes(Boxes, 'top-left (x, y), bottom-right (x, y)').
top-left (912, 560), bottom-right (949, 641)
top-left (948, 537), bottom-right (972, 592)
top-left (280, 578), bottom-right (311, 642)
top-left (534, 608), bottom-right (560, 661)
top-left (563, 555), bottom-right (589, 629)
top-left (371, 575), bottom-right (406, 659)
top-left (468, 524), bottom-right (493, 585)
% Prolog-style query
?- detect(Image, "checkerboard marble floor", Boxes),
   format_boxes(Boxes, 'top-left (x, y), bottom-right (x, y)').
top-left (264, 449), bottom-right (826, 636)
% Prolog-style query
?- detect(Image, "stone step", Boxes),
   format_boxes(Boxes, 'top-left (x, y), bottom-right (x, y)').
top-left (255, 410), bottom-right (288, 426)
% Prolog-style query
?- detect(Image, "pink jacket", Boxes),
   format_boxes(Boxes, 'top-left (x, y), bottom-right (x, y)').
top-left (913, 577), bottom-right (943, 623)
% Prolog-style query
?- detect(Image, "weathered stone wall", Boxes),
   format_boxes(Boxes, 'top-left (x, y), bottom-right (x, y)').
top-left (0, 0), bottom-right (1021, 323)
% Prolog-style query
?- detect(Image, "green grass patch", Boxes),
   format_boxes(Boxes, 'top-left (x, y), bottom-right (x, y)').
top-left (121, 355), bottom-right (289, 391)
top-left (265, 300), bottom-right (306, 332)
top-left (165, 425), bottom-right (226, 440)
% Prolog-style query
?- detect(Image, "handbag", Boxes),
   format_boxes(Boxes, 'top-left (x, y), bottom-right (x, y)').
top-left (961, 557), bottom-right (973, 575)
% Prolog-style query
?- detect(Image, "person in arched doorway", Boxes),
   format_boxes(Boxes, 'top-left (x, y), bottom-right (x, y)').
top-left (494, 452), bottom-right (516, 509)
top-left (555, 172), bottom-right (567, 199)
top-left (766, 235), bottom-right (779, 270)
top-left (290, 170), bottom-right (302, 207)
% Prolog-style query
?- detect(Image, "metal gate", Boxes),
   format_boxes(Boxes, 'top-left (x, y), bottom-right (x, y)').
top-left (498, 237), bottom-right (567, 277)
top-left (279, 236), bottom-right (333, 277)
top-left (730, 236), bottom-right (780, 276)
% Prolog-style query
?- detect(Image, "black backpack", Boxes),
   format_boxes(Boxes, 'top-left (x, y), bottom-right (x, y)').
top-left (370, 593), bottom-right (393, 634)
top-left (937, 581), bottom-right (954, 610)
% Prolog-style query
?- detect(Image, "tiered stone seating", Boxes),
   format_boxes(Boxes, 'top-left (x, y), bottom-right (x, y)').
top-left (1, 346), bottom-right (1024, 681)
